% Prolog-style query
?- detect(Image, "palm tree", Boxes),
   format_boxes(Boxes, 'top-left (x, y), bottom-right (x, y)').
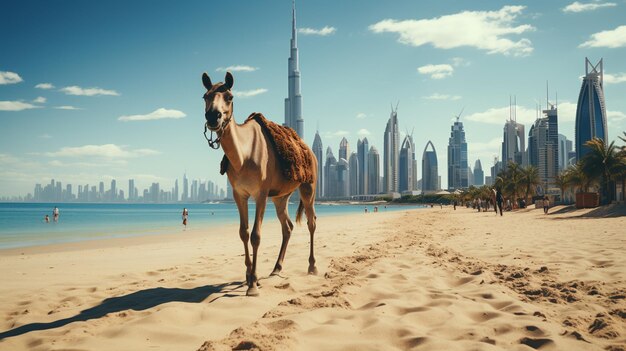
top-left (554, 171), bottom-right (569, 204)
top-left (520, 165), bottom-right (540, 203)
top-left (505, 161), bottom-right (523, 207)
top-left (580, 137), bottom-right (624, 204)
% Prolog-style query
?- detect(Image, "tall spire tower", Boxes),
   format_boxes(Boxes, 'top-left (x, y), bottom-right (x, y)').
top-left (284, 0), bottom-right (304, 137)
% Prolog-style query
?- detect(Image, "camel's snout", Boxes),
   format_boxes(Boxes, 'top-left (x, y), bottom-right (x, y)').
top-left (205, 110), bottom-right (222, 129)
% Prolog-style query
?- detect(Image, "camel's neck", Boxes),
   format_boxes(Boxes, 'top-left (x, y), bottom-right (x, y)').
top-left (219, 120), bottom-right (245, 172)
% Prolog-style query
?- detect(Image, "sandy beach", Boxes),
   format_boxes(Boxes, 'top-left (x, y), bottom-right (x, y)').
top-left (0, 205), bottom-right (624, 350)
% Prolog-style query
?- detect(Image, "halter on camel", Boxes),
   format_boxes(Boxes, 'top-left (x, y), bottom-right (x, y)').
top-left (201, 71), bottom-right (318, 297)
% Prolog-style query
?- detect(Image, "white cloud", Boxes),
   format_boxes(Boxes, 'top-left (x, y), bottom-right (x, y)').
top-left (563, 1), bottom-right (616, 13)
top-left (451, 57), bottom-right (470, 67)
top-left (54, 105), bottom-right (82, 110)
top-left (298, 26), bottom-right (336, 36)
top-left (466, 105), bottom-right (537, 125)
top-left (422, 93), bottom-right (462, 100)
top-left (357, 129), bottom-right (371, 136)
top-left (417, 64), bottom-right (454, 79)
top-left (369, 6), bottom-right (534, 56)
top-left (608, 110), bottom-right (626, 122)
top-left (59, 85), bottom-right (120, 96)
top-left (40, 134), bottom-right (52, 139)
top-left (232, 88), bottom-right (268, 98)
top-left (216, 65), bottom-right (258, 72)
top-left (580, 25), bottom-right (626, 48)
top-left (0, 100), bottom-right (39, 111)
top-left (356, 112), bottom-right (367, 119)
top-left (118, 108), bottom-right (186, 122)
top-left (33, 96), bottom-right (46, 104)
top-left (604, 72), bottom-right (626, 84)
top-left (322, 130), bottom-right (350, 139)
top-left (0, 71), bottom-right (23, 85)
top-left (45, 144), bottom-right (160, 159)
top-left (468, 137), bottom-right (502, 153)
top-left (35, 83), bottom-right (54, 89)
top-left (556, 101), bottom-right (577, 122)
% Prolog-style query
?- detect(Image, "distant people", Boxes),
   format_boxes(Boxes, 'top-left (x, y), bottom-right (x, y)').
top-left (543, 197), bottom-right (550, 214)
top-left (182, 208), bottom-right (189, 230)
top-left (440, 203), bottom-right (442, 209)
top-left (496, 188), bottom-right (504, 216)
top-left (53, 206), bottom-right (59, 222)
top-left (44, 214), bottom-right (50, 223)
top-left (453, 200), bottom-right (457, 210)
top-left (364, 207), bottom-right (368, 213)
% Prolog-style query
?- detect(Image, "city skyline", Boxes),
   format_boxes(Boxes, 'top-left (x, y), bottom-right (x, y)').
top-left (1, 1), bottom-right (625, 197)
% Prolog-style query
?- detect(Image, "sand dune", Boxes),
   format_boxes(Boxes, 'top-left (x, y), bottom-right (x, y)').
top-left (0, 206), bottom-right (624, 350)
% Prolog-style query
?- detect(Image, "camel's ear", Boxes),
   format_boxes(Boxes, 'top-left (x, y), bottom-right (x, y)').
top-left (224, 72), bottom-right (234, 90)
top-left (202, 72), bottom-right (212, 90)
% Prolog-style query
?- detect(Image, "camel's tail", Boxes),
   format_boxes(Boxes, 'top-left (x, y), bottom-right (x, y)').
top-left (296, 200), bottom-right (304, 225)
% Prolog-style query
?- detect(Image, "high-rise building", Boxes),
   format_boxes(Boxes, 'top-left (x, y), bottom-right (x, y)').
top-left (337, 158), bottom-right (349, 198)
top-left (422, 141), bottom-right (439, 193)
top-left (473, 159), bottom-right (484, 186)
top-left (173, 179), bottom-right (179, 202)
top-left (575, 58), bottom-right (607, 160)
top-left (399, 135), bottom-right (415, 192)
top-left (312, 130), bottom-right (324, 198)
top-left (182, 173), bottom-right (189, 202)
top-left (324, 147), bottom-right (337, 198)
top-left (284, 1), bottom-right (304, 137)
top-left (348, 152), bottom-right (359, 196)
top-left (357, 138), bottom-right (369, 195)
top-left (448, 117), bottom-right (468, 190)
top-left (128, 179), bottom-right (135, 201)
top-left (502, 121), bottom-right (526, 167)
top-left (528, 103), bottom-right (559, 187)
top-left (339, 137), bottom-right (349, 161)
top-left (110, 179), bottom-right (117, 202)
top-left (558, 134), bottom-right (573, 171)
top-left (368, 146), bottom-right (380, 195)
top-left (384, 104), bottom-right (400, 193)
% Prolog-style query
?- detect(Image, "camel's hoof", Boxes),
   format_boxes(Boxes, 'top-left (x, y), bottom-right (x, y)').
top-left (270, 268), bottom-right (281, 276)
top-left (246, 286), bottom-right (260, 297)
top-left (308, 266), bottom-right (318, 275)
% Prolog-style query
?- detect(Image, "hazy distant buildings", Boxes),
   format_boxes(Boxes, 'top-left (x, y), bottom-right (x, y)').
top-left (312, 130), bottom-right (324, 198)
top-left (339, 137), bottom-right (349, 160)
top-left (473, 159), bottom-right (484, 186)
top-left (558, 134), bottom-right (573, 171)
top-left (357, 138), bottom-right (369, 195)
top-left (284, 1), bottom-right (304, 137)
top-left (384, 104), bottom-right (400, 193)
top-left (337, 158), bottom-right (349, 198)
top-left (324, 147), bottom-right (338, 198)
top-left (182, 173), bottom-right (189, 202)
top-left (399, 135), bottom-right (416, 192)
top-left (368, 146), bottom-right (380, 195)
top-left (349, 152), bottom-right (359, 196)
top-left (448, 117), bottom-right (468, 190)
top-left (575, 57), bottom-right (607, 160)
top-left (422, 141), bottom-right (439, 193)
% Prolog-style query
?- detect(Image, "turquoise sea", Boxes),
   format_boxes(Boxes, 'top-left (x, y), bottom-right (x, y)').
top-left (0, 202), bottom-right (422, 250)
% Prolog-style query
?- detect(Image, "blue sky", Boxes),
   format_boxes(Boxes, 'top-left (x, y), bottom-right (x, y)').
top-left (1, 0), bottom-right (625, 197)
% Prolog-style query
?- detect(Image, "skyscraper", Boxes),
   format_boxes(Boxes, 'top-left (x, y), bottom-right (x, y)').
top-left (558, 134), bottom-right (573, 171)
top-left (110, 179), bottom-right (117, 202)
top-left (384, 104), bottom-right (400, 193)
top-left (312, 130), bottom-right (324, 198)
top-left (368, 146), bottom-right (380, 195)
top-left (357, 138), bottom-right (369, 195)
top-left (399, 135), bottom-right (415, 192)
top-left (324, 147), bottom-right (337, 198)
top-left (173, 179), bottom-right (179, 202)
top-left (422, 141), bottom-right (439, 193)
top-left (284, 1), bottom-right (304, 137)
top-left (182, 173), bottom-right (189, 202)
top-left (473, 159), bottom-right (484, 186)
top-left (339, 137), bottom-right (349, 160)
top-left (448, 117), bottom-right (468, 190)
top-left (528, 103), bottom-right (559, 187)
top-left (128, 179), bottom-right (135, 201)
top-left (337, 158), bottom-right (350, 198)
top-left (502, 118), bottom-right (526, 167)
top-left (348, 152), bottom-right (359, 196)
top-left (575, 58), bottom-right (607, 160)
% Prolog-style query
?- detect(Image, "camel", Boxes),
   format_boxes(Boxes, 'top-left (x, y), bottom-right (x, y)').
top-left (202, 71), bottom-right (318, 296)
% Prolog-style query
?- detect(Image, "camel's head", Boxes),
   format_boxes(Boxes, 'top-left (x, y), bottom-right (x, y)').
top-left (202, 72), bottom-right (234, 131)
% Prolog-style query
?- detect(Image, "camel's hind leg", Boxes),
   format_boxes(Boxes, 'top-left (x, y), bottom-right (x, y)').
top-left (298, 183), bottom-right (317, 275)
top-left (271, 194), bottom-right (293, 276)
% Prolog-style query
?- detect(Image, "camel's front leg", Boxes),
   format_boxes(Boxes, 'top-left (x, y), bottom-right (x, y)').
top-left (247, 192), bottom-right (268, 296)
top-left (233, 192), bottom-right (252, 286)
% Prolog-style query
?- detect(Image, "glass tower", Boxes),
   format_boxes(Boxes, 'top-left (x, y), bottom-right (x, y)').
top-left (575, 58), bottom-right (607, 160)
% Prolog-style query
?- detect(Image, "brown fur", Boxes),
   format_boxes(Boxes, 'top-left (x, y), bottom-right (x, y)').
top-left (220, 112), bottom-right (315, 184)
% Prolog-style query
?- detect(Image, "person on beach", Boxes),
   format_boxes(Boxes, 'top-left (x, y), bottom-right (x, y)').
top-left (543, 197), bottom-right (550, 214)
top-left (453, 200), bottom-right (457, 210)
top-left (496, 188), bottom-right (504, 216)
top-left (44, 214), bottom-right (50, 223)
top-left (182, 208), bottom-right (189, 230)
top-left (52, 206), bottom-right (59, 222)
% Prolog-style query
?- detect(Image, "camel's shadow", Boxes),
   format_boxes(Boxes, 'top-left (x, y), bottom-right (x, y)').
top-left (0, 281), bottom-right (244, 340)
